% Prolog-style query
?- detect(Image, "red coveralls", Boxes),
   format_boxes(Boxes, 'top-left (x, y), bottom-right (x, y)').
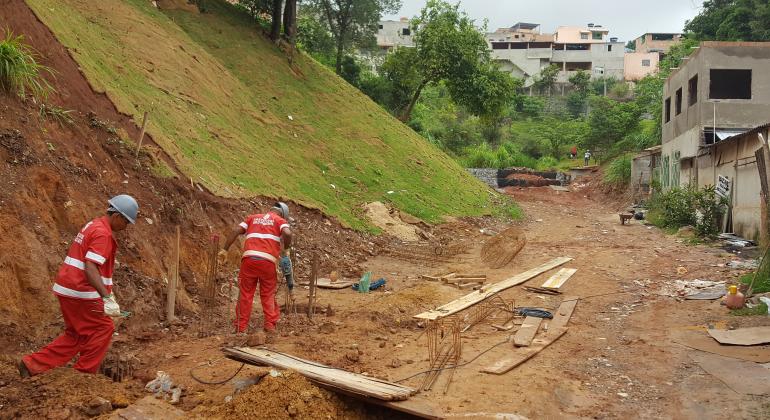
top-left (234, 212), bottom-right (289, 332)
top-left (23, 216), bottom-right (116, 374)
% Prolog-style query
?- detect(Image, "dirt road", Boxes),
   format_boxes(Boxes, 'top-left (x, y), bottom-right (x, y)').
top-left (4, 185), bottom-right (770, 419)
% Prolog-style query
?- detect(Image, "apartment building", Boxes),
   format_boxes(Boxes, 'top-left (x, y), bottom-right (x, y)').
top-left (660, 42), bottom-right (770, 239)
top-left (625, 33), bottom-right (682, 81)
top-left (487, 23), bottom-right (624, 87)
top-left (375, 18), bottom-right (414, 51)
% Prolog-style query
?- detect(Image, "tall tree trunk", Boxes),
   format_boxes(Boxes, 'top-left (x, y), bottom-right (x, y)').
top-left (334, 35), bottom-right (345, 74)
top-left (283, 0), bottom-right (297, 44)
top-left (400, 80), bottom-right (427, 122)
top-left (270, 0), bottom-right (283, 42)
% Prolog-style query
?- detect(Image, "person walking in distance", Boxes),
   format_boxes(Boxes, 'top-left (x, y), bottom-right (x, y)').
top-left (584, 150), bottom-right (592, 166)
top-left (219, 202), bottom-right (292, 340)
top-left (19, 195), bottom-right (139, 377)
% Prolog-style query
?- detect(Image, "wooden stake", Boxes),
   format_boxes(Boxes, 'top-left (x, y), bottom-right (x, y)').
top-left (134, 111), bottom-right (149, 158)
top-left (166, 225), bottom-right (180, 323)
top-left (308, 251), bottom-right (318, 319)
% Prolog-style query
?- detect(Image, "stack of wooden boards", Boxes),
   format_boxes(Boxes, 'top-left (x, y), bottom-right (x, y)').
top-left (482, 297), bottom-right (578, 374)
top-left (421, 272), bottom-right (488, 290)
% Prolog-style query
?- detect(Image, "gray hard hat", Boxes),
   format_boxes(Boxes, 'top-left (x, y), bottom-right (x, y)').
top-left (107, 194), bottom-right (139, 224)
top-left (271, 202), bottom-right (289, 220)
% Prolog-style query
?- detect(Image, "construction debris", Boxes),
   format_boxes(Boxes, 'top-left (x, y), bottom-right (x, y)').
top-left (540, 268), bottom-right (577, 289)
top-left (481, 226), bottom-right (526, 268)
top-left (708, 327), bottom-right (770, 346)
top-left (223, 347), bottom-right (417, 401)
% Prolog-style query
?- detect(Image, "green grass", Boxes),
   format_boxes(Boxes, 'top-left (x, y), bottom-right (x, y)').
top-left (28, 0), bottom-right (503, 229)
top-left (0, 29), bottom-right (53, 98)
top-left (731, 302), bottom-right (768, 316)
top-left (740, 272), bottom-right (770, 294)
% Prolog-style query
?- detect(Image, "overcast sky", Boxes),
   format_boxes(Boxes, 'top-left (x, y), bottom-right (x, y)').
top-left (384, 0), bottom-right (704, 42)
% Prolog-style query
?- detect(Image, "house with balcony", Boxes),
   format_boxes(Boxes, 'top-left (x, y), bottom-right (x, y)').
top-left (660, 42), bottom-right (770, 238)
top-left (487, 23), bottom-right (624, 88)
top-left (375, 18), bottom-right (414, 51)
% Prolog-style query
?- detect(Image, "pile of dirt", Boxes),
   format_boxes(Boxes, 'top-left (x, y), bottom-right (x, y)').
top-left (364, 202), bottom-right (421, 242)
top-left (195, 370), bottom-right (365, 419)
top-left (481, 226), bottom-right (526, 268)
top-left (0, 363), bottom-right (140, 418)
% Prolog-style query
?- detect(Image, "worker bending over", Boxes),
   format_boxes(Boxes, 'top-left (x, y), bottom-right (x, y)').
top-left (19, 195), bottom-right (139, 377)
top-left (220, 202), bottom-right (292, 338)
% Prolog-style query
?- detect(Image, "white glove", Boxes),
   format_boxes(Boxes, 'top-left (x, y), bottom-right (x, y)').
top-left (103, 294), bottom-right (121, 317)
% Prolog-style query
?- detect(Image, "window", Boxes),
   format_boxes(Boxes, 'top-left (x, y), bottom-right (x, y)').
top-left (675, 88), bottom-right (682, 115)
top-left (580, 33), bottom-right (589, 40)
top-left (592, 32), bottom-right (603, 40)
top-left (402, 28), bottom-right (411, 36)
top-left (491, 42), bottom-right (509, 50)
top-left (607, 45), bottom-right (612, 52)
top-left (641, 59), bottom-right (651, 67)
top-left (665, 97), bottom-right (671, 122)
top-left (378, 24), bottom-right (383, 29)
top-left (688, 75), bottom-right (698, 106)
top-left (652, 33), bottom-right (675, 41)
top-left (709, 69), bottom-right (752, 99)
top-left (514, 34), bottom-right (519, 39)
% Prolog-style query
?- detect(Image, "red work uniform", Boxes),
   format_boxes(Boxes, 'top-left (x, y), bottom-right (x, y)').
top-left (23, 216), bottom-right (117, 374)
top-left (234, 212), bottom-right (289, 332)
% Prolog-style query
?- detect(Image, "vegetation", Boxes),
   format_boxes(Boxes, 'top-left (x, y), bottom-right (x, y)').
top-left (647, 185), bottom-right (727, 238)
top-left (603, 154), bottom-right (633, 189)
top-left (0, 30), bottom-right (52, 99)
top-left (28, 0), bottom-right (506, 229)
top-left (685, 0), bottom-right (770, 41)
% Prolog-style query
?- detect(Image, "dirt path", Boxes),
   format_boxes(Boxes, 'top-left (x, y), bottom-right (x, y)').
top-left (4, 186), bottom-right (770, 419)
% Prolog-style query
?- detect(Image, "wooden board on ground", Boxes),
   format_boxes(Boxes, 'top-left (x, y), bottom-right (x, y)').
top-left (481, 328), bottom-right (568, 375)
top-left (223, 347), bottom-right (416, 401)
top-left (547, 297), bottom-right (578, 332)
top-left (414, 257), bottom-right (573, 321)
top-left (672, 331), bottom-right (770, 363)
top-left (540, 268), bottom-right (577, 289)
top-left (708, 327), bottom-right (770, 346)
top-left (324, 386), bottom-right (445, 419)
top-left (690, 351), bottom-right (770, 395)
top-left (513, 316), bottom-right (543, 347)
top-left (298, 278), bottom-right (355, 289)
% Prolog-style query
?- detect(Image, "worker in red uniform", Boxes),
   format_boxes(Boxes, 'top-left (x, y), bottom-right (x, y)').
top-left (219, 202), bottom-right (292, 338)
top-left (18, 195), bottom-right (139, 377)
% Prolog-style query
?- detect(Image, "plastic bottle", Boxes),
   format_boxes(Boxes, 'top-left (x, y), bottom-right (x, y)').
top-left (359, 272), bottom-right (371, 294)
top-left (725, 285), bottom-right (745, 309)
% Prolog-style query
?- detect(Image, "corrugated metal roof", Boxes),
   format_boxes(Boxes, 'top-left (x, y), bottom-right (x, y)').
top-left (707, 123), bottom-right (770, 147)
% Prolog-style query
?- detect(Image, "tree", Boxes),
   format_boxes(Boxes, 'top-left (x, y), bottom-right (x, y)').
top-left (392, 0), bottom-right (510, 121)
top-left (270, 0), bottom-right (283, 41)
top-left (586, 96), bottom-right (642, 160)
top-left (625, 40), bottom-right (636, 51)
top-left (308, 0), bottom-right (401, 74)
top-left (533, 64), bottom-right (559, 96)
top-left (296, 14), bottom-right (337, 62)
top-left (283, 0), bottom-right (297, 43)
top-left (568, 70), bottom-right (590, 95)
top-left (685, 0), bottom-right (770, 41)
top-left (381, 46), bottom-right (422, 114)
top-left (566, 69), bottom-right (590, 117)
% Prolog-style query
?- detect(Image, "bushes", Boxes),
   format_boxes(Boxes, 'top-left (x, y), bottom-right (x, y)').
top-left (603, 154), bottom-right (632, 188)
top-left (463, 142), bottom-right (537, 169)
top-left (0, 30), bottom-right (52, 98)
top-left (648, 185), bottom-right (727, 238)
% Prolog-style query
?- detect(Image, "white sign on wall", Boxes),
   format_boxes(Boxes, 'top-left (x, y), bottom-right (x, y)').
top-left (716, 175), bottom-right (731, 198)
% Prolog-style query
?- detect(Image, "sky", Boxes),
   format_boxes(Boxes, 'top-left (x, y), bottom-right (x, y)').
top-left (384, 0), bottom-right (705, 42)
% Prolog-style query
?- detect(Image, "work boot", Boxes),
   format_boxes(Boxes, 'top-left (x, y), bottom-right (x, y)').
top-left (264, 329), bottom-right (277, 344)
top-left (17, 359), bottom-right (31, 378)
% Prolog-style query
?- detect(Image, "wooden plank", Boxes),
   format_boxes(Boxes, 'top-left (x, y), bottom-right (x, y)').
top-left (481, 328), bottom-right (568, 375)
top-left (323, 386), bottom-right (445, 419)
top-left (223, 347), bottom-right (416, 401)
top-left (708, 327), bottom-right (770, 346)
top-left (513, 316), bottom-right (542, 347)
top-left (540, 268), bottom-right (577, 289)
top-left (299, 278), bottom-right (354, 289)
top-left (547, 297), bottom-right (578, 333)
top-left (414, 257), bottom-right (573, 321)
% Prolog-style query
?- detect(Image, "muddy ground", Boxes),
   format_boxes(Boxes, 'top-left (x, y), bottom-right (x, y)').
top-left (4, 181), bottom-right (770, 418)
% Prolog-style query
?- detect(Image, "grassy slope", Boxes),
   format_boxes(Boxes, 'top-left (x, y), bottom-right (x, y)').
top-left (28, 0), bottom-right (506, 229)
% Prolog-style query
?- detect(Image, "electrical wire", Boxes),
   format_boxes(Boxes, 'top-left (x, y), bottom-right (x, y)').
top-left (190, 362), bottom-right (246, 385)
top-left (393, 338), bottom-right (510, 383)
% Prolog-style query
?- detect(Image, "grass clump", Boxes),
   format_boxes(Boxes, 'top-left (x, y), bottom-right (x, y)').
top-left (39, 104), bottom-right (74, 126)
top-left (603, 153), bottom-right (632, 189)
top-left (731, 301), bottom-right (768, 316)
top-left (0, 30), bottom-right (53, 99)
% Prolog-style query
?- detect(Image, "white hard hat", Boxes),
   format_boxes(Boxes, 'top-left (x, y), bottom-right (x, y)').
top-left (108, 194), bottom-right (139, 224)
